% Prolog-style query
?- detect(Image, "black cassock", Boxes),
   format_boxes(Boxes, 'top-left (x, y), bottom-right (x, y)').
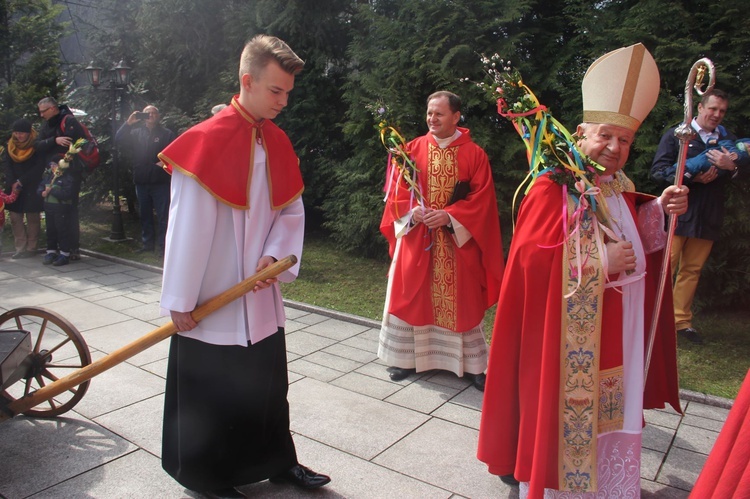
top-left (162, 329), bottom-right (297, 491)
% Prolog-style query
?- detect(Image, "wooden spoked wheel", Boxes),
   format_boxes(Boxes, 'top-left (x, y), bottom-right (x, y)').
top-left (0, 307), bottom-right (91, 417)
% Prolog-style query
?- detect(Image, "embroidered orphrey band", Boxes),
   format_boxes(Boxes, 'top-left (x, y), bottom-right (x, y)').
top-left (427, 144), bottom-right (458, 330)
top-left (559, 197), bottom-right (605, 492)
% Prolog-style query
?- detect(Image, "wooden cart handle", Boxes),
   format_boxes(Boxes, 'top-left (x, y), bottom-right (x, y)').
top-left (0, 255), bottom-right (297, 422)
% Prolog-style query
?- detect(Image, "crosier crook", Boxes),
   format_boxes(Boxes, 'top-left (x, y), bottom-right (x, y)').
top-left (643, 59), bottom-right (715, 389)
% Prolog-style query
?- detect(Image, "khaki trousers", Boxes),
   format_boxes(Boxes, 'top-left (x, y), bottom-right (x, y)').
top-left (671, 235), bottom-right (713, 330)
top-left (10, 211), bottom-right (42, 253)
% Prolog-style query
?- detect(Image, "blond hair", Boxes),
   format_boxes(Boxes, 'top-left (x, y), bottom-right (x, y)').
top-left (239, 35), bottom-right (304, 81)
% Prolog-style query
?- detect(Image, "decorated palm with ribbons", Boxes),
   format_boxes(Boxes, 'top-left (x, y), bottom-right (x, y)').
top-left (370, 103), bottom-right (436, 251)
top-left (466, 55), bottom-right (631, 290)
top-left (371, 104), bottom-right (424, 219)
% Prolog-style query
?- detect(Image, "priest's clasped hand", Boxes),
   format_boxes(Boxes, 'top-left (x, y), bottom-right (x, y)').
top-left (413, 207), bottom-right (450, 229)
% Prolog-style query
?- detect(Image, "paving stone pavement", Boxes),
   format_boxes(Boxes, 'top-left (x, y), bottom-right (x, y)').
top-left (0, 251), bottom-right (731, 498)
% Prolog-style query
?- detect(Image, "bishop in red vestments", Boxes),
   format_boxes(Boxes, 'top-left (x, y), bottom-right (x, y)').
top-left (478, 44), bottom-right (686, 498)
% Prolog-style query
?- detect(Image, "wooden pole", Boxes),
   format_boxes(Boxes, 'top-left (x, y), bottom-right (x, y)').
top-left (0, 255), bottom-right (297, 422)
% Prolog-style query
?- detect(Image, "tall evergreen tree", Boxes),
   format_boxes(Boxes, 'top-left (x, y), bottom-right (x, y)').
top-left (0, 0), bottom-right (64, 134)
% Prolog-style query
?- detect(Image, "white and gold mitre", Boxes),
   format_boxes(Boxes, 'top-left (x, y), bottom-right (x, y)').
top-left (582, 43), bottom-right (660, 131)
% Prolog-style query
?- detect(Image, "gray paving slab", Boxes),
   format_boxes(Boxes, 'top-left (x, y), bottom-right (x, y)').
top-left (93, 294), bottom-right (147, 311)
top-left (302, 317), bottom-right (369, 340)
top-left (36, 296), bottom-right (133, 332)
top-left (385, 379), bottom-right (460, 414)
top-left (340, 328), bottom-right (381, 352)
top-left (643, 423), bottom-right (675, 453)
top-left (0, 414), bottom-right (138, 498)
top-left (81, 317), bottom-right (159, 352)
top-left (373, 417), bottom-right (511, 498)
top-left (121, 287), bottom-right (163, 304)
top-left (331, 371), bottom-right (402, 400)
top-left (681, 412), bottom-right (726, 433)
top-left (291, 311), bottom-right (330, 326)
top-left (30, 449), bottom-right (186, 498)
top-left (641, 479), bottom-right (691, 498)
top-left (289, 377), bottom-right (430, 460)
top-left (0, 253), bottom-right (734, 498)
top-left (141, 357), bottom-right (169, 378)
top-left (432, 402), bottom-right (481, 430)
top-left (94, 394), bottom-right (165, 457)
top-left (285, 329), bottom-right (338, 356)
top-left (657, 446), bottom-right (708, 491)
top-left (303, 350), bottom-right (364, 373)
top-left (247, 435), bottom-right (453, 499)
top-left (641, 447), bottom-right (666, 481)
top-left (72, 351), bottom-right (166, 419)
top-left (119, 301), bottom-right (163, 322)
top-left (673, 423), bottom-right (719, 455)
top-left (0, 278), bottom-right (72, 308)
top-left (288, 357), bottom-right (346, 382)
top-left (645, 407), bottom-right (683, 429)
top-left (323, 342), bottom-right (379, 364)
top-left (684, 399), bottom-right (731, 421)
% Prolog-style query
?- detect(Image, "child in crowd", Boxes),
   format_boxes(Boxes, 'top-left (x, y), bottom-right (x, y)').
top-left (667, 137), bottom-right (750, 180)
top-left (0, 181), bottom-right (22, 256)
top-left (37, 161), bottom-right (75, 266)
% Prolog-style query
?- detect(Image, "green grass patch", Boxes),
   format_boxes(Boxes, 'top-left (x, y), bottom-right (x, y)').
top-left (678, 312), bottom-right (750, 399)
top-left (280, 234), bottom-right (389, 319)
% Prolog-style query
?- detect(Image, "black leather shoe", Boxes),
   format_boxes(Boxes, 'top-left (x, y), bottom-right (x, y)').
top-left (202, 487), bottom-right (246, 499)
top-left (388, 367), bottom-right (416, 381)
top-left (270, 464), bottom-right (331, 489)
top-left (11, 251), bottom-right (33, 259)
top-left (500, 474), bottom-right (519, 486)
top-left (465, 372), bottom-right (486, 392)
top-left (677, 327), bottom-right (703, 344)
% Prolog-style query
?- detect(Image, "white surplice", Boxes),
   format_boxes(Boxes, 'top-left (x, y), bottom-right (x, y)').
top-left (160, 145), bottom-right (304, 346)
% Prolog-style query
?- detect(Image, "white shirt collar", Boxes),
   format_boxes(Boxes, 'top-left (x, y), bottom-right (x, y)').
top-left (691, 118), bottom-right (719, 144)
top-left (432, 129), bottom-right (462, 149)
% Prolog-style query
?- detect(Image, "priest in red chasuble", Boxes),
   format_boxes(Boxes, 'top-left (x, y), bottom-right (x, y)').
top-left (378, 91), bottom-right (504, 391)
top-left (478, 44), bottom-right (688, 497)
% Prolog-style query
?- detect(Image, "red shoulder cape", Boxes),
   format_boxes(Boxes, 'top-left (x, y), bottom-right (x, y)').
top-left (158, 95), bottom-right (303, 209)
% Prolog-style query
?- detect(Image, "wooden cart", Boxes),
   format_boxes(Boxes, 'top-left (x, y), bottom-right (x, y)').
top-left (0, 255), bottom-right (296, 422)
top-left (0, 307), bottom-right (91, 418)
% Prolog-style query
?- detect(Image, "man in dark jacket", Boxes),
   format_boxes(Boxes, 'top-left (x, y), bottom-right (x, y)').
top-left (35, 97), bottom-right (88, 261)
top-left (115, 105), bottom-right (175, 253)
top-left (651, 89), bottom-right (749, 344)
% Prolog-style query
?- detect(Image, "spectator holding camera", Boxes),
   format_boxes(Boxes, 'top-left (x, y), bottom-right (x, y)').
top-left (115, 105), bottom-right (175, 254)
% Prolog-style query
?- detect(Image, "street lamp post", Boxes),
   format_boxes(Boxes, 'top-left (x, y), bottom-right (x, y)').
top-left (85, 60), bottom-right (131, 242)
